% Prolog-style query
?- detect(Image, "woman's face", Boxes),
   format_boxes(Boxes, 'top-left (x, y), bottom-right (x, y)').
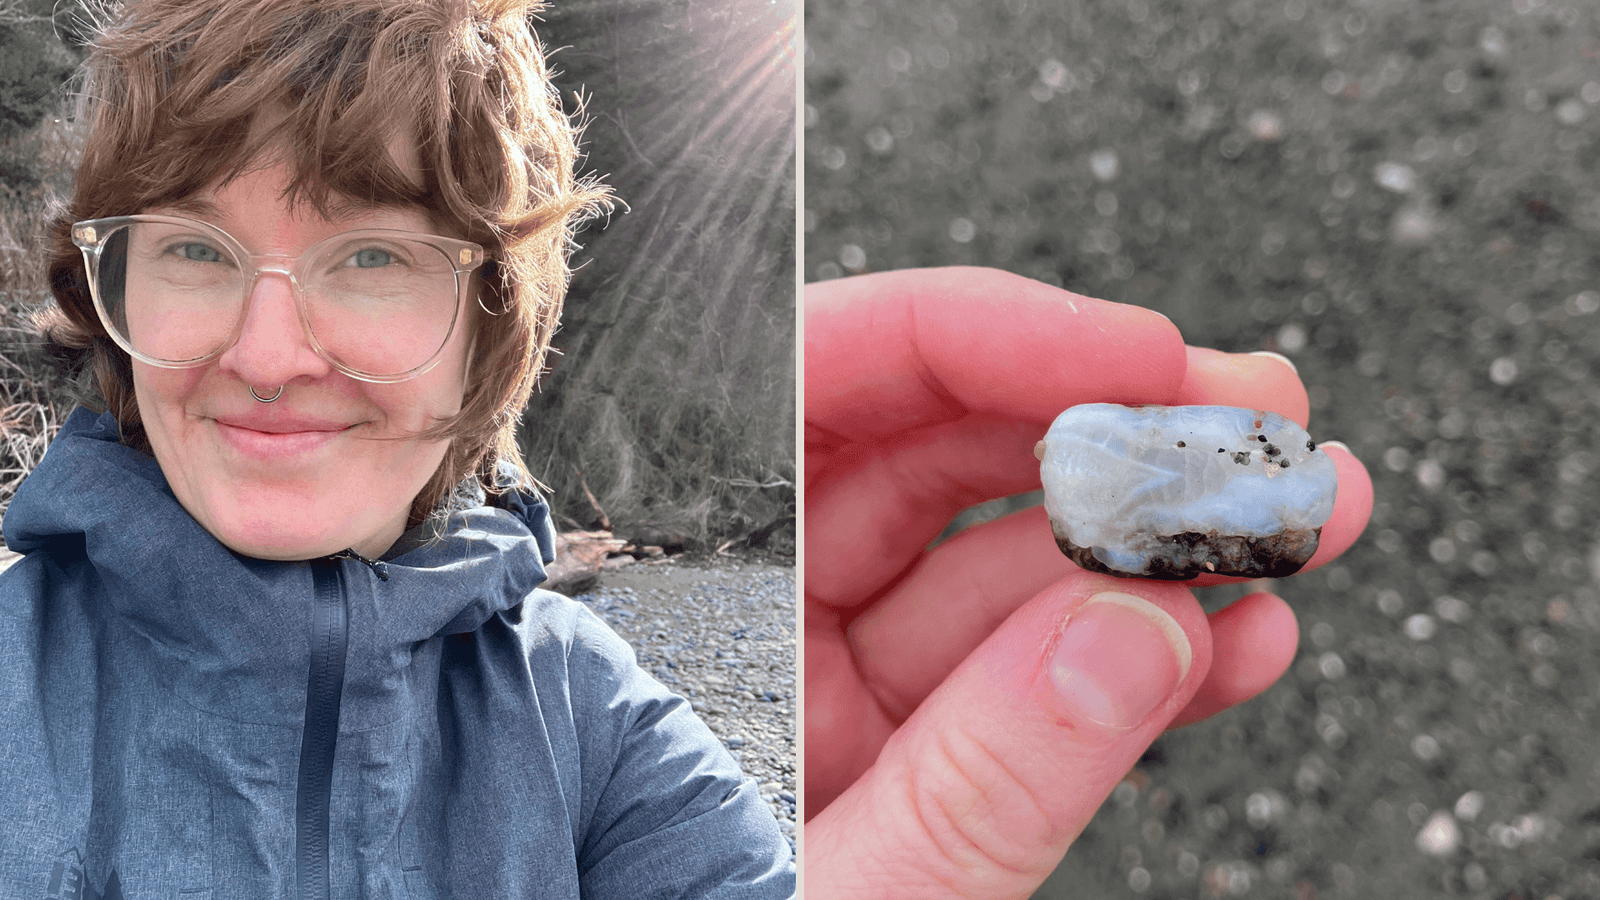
top-left (132, 162), bottom-right (473, 561)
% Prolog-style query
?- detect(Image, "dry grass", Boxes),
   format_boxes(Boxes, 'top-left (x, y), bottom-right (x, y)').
top-left (0, 277), bottom-right (70, 530)
top-left (0, 115), bottom-right (80, 529)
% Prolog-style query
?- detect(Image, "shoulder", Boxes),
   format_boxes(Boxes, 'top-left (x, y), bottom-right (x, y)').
top-left (492, 587), bottom-right (686, 748)
top-left (467, 588), bottom-right (794, 896)
top-left (0, 552), bottom-right (48, 671)
top-left (442, 586), bottom-right (660, 740)
top-left (0, 544), bottom-right (94, 628)
top-left (0, 547), bottom-right (100, 676)
top-left (496, 587), bottom-right (644, 678)
top-left (0, 548), bottom-right (100, 770)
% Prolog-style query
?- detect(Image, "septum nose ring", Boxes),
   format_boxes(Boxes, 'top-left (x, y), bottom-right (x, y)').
top-left (250, 385), bottom-right (284, 403)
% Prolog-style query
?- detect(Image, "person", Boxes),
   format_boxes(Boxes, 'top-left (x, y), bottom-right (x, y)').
top-left (0, 1), bottom-right (794, 897)
top-left (803, 267), bottom-right (1374, 898)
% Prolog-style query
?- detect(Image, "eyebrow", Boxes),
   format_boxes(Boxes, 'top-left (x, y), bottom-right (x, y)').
top-left (160, 197), bottom-right (221, 218)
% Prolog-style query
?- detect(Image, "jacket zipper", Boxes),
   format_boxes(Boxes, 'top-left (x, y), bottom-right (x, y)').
top-left (296, 559), bottom-right (349, 900)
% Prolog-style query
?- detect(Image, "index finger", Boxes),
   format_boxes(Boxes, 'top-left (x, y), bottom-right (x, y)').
top-left (804, 267), bottom-right (1188, 452)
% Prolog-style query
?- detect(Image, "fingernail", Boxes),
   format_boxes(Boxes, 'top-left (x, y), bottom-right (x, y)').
top-left (1048, 592), bottom-right (1191, 730)
top-left (1249, 350), bottom-right (1298, 376)
top-left (1318, 440), bottom-right (1351, 454)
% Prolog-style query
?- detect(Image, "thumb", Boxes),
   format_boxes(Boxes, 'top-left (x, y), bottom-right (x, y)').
top-left (804, 577), bottom-right (1212, 900)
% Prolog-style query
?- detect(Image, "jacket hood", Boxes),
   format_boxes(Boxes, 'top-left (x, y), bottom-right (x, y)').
top-left (1, 406), bottom-right (557, 728)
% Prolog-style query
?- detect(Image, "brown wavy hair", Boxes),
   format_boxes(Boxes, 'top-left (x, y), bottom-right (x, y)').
top-left (40, 0), bottom-right (610, 522)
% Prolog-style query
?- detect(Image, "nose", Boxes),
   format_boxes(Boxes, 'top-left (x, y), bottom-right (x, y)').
top-left (215, 268), bottom-right (331, 390)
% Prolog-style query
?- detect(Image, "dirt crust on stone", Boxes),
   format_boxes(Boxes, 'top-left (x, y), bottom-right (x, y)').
top-left (1053, 524), bottom-right (1322, 580)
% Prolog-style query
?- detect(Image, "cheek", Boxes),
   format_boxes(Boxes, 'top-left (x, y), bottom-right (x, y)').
top-left (420, 377), bottom-right (465, 428)
top-left (441, 350), bottom-right (470, 415)
top-left (371, 355), bottom-right (469, 433)
top-left (369, 300), bottom-right (476, 429)
top-left (432, 313), bottom-right (478, 419)
top-left (132, 364), bottom-right (206, 432)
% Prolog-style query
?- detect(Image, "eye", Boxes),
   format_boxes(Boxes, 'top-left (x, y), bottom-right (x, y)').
top-left (174, 241), bottom-right (224, 263)
top-left (349, 247), bottom-right (395, 268)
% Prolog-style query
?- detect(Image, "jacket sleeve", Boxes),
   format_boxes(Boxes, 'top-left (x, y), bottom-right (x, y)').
top-left (559, 600), bottom-right (795, 899)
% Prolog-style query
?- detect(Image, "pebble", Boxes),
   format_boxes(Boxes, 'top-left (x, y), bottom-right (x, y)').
top-left (1416, 811), bottom-right (1461, 856)
top-left (1038, 404), bottom-right (1336, 579)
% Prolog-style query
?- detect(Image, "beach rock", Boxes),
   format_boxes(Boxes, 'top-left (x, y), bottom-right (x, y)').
top-left (1037, 404), bottom-right (1337, 579)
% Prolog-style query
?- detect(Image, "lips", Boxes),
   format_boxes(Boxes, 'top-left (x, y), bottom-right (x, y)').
top-left (212, 412), bottom-right (357, 460)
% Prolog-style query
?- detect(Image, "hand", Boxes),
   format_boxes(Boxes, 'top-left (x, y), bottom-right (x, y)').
top-left (803, 268), bottom-right (1373, 899)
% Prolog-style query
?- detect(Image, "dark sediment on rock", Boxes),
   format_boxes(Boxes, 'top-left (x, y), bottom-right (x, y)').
top-left (1053, 524), bottom-right (1321, 580)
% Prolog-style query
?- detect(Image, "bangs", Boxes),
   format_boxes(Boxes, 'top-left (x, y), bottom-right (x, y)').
top-left (76, 2), bottom-right (458, 222)
top-left (122, 115), bottom-right (433, 223)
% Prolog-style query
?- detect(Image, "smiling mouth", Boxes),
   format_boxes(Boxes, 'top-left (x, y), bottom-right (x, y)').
top-left (213, 419), bottom-right (354, 459)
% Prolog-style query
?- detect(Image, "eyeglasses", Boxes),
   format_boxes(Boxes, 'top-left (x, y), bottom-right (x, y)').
top-left (71, 215), bottom-right (486, 383)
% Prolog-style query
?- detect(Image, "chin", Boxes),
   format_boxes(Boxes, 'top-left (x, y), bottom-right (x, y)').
top-left (190, 482), bottom-right (408, 562)
top-left (209, 519), bottom-right (357, 562)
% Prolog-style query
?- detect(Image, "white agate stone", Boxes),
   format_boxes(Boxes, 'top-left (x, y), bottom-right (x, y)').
top-left (1038, 404), bottom-right (1337, 579)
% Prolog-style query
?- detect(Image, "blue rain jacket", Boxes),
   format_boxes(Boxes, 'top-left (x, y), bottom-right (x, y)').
top-left (0, 408), bottom-right (794, 899)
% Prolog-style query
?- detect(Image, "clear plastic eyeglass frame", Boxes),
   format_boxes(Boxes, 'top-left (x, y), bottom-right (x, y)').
top-left (70, 214), bottom-right (487, 384)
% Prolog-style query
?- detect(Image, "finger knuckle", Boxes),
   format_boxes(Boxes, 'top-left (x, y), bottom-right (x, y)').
top-left (902, 722), bottom-right (1061, 890)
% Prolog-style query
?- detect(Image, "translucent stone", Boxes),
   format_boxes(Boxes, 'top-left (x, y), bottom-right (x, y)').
top-left (1038, 404), bottom-right (1338, 579)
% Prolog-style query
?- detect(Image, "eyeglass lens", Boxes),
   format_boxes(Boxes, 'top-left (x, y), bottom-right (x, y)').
top-left (94, 220), bottom-right (460, 378)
